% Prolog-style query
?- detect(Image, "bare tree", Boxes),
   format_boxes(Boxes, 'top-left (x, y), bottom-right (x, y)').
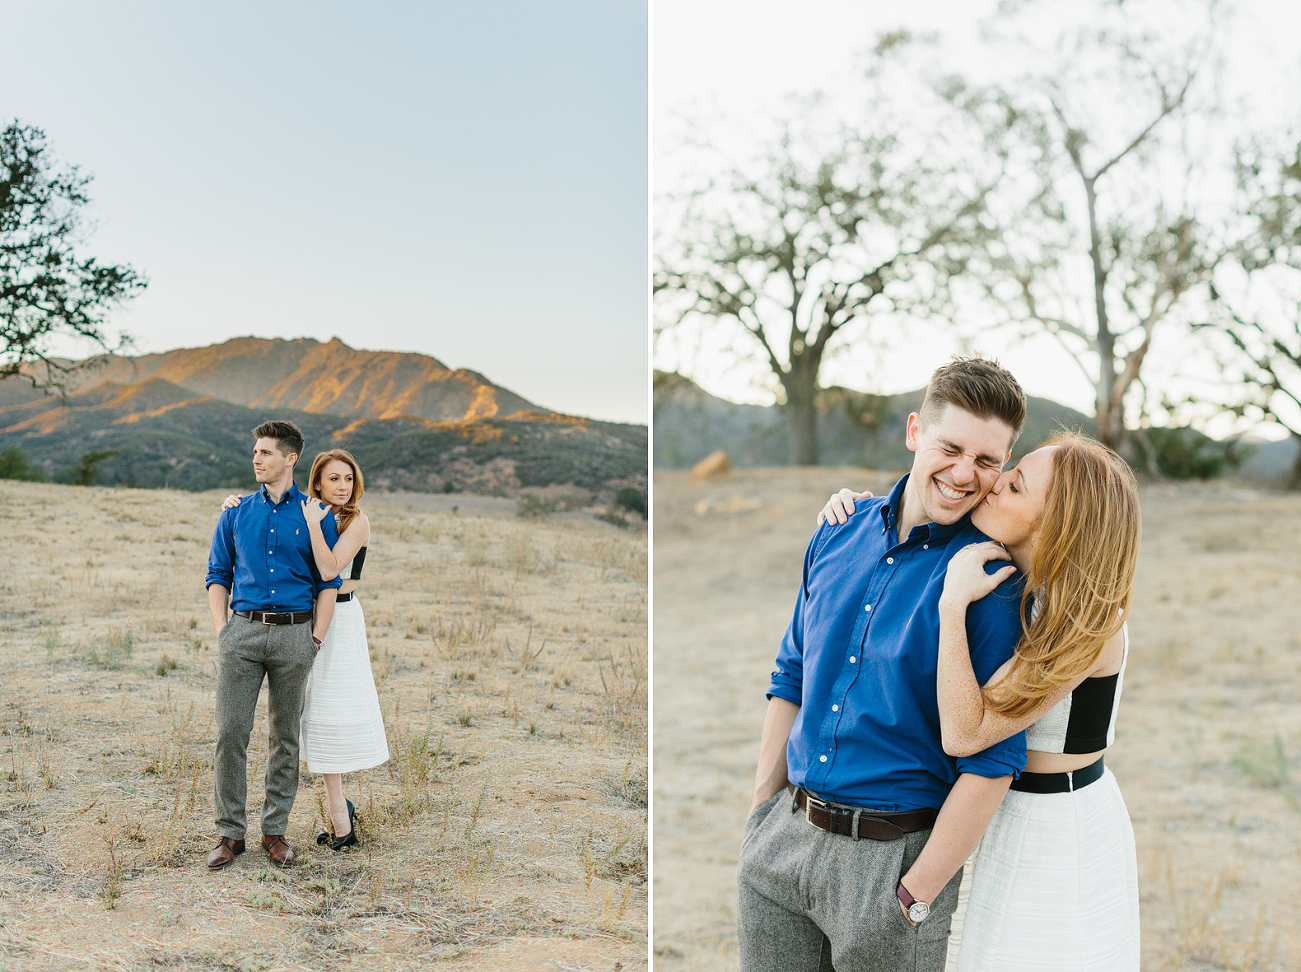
top-left (1197, 137), bottom-right (1301, 486)
top-left (1, 121), bottom-right (144, 387)
top-left (655, 104), bottom-right (999, 465)
top-left (950, 4), bottom-right (1218, 451)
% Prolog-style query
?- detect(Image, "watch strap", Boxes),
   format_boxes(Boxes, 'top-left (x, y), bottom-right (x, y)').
top-left (895, 881), bottom-right (917, 908)
top-left (896, 881), bottom-right (929, 922)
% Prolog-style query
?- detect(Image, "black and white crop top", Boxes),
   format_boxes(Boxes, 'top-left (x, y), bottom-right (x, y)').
top-left (1024, 623), bottom-right (1128, 754)
top-left (334, 514), bottom-right (367, 581)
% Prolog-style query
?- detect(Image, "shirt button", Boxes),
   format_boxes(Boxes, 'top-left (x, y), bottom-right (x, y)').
top-left (923, 544), bottom-right (929, 550)
top-left (886, 557), bottom-right (894, 564)
top-left (819, 755), bottom-right (828, 763)
top-left (864, 604), bottom-right (871, 612)
top-left (849, 656), bottom-right (856, 664)
top-left (832, 704), bottom-right (839, 712)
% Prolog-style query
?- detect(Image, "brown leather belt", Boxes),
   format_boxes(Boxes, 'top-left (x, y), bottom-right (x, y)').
top-left (788, 785), bottom-right (939, 841)
top-left (233, 609), bottom-right (313, 625)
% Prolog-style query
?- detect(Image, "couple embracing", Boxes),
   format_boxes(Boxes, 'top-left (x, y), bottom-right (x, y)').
top-left (738, 357), bottom-right (1141, 971)
top-left (203, 420), bottom-right (389, 868)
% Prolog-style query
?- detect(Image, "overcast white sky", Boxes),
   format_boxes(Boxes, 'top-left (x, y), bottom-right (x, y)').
top-left (653, 0), bottom-right (1301, 437)
top-left (1, 1), bottom-right (647, 424)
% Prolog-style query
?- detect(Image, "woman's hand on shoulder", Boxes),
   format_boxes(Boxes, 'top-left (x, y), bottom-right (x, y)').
top-left (816, 488), bottom-right (874, 527)
top-left (940, 542), bottom-right (1016, 610)
top-left (221, 494), bottom-right (243, 512)
top-left (301, 499), bottom-right (330, 525)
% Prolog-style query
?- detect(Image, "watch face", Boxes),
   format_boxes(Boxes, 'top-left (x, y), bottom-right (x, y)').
top-left (908, 901), bottom-right (930, 923)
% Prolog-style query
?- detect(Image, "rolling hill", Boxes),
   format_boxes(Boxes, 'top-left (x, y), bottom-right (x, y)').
top-left (653, 370), bottom-right (1095, 470)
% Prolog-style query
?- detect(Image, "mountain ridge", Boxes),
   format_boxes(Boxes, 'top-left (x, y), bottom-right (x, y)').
top-left (2, 336), bottom-right (541, 422)
top-left (0, 340), bottom-right (646, 499)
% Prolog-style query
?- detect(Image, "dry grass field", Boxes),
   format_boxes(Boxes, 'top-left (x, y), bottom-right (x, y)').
top-left (0, 480), bottom-right (647, 972)
top-left (653, 467), bottom-right (1301, 972)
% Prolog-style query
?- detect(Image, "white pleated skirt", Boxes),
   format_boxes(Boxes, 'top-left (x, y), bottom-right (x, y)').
top-left (952, 767), bottom-right (1140, 972)
top-left (300, 597), bottom-right (390, 773)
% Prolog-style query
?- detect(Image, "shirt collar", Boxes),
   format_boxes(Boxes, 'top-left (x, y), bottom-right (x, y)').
top-left (880, 473), bottom-right (972, 545)
top-left (259, 480), bottom-right (301, 506)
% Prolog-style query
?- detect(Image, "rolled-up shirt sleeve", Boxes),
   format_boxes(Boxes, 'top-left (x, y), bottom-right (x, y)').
top-left (205, 509), bottom-right (235, 590)
top-left (954, 576), bottom-right (1028, 780)
top-left (767, 527), bottom-right (829, 706)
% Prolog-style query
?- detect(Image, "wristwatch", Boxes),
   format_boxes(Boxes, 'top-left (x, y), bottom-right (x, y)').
top-left (896, 881), bottom-right (930, 924)
top-left (312, 636), bottom-right (323, 649)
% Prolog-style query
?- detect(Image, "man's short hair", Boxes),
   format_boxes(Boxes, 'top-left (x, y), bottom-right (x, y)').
top-left (252, 420), bottom-right (304, 460)
top-left (919, 356), bottom-right (1026, 442)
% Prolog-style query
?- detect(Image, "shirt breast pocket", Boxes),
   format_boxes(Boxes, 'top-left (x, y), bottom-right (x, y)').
top-left (290, 523), bottom-right (313, 560)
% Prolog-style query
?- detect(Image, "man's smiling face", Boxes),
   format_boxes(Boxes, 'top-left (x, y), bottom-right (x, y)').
top-left (903, 404), bottom-right (1015, 527)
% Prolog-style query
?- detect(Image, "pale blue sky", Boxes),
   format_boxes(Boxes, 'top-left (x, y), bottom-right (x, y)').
top-left (1, 1), bottom-right (648, 423)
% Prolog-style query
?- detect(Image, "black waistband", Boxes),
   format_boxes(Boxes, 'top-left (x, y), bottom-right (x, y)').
top-left (1011, 756), bottom-right (1105, 794)
top-left (336, 591), bottom-right (352, 602)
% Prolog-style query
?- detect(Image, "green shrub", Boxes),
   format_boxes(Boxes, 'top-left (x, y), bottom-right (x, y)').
top-left (1140, 427), bottom-right (1246, 480)
top-left (518, 495), bottom-right (559, 519)
top-left (614, 487), bottom-right (647, 517)
top-left (0, 447), bottom-right (44, 481)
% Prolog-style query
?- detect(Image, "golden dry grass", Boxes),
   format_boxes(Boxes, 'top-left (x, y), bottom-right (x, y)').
top-left (0, 481), bottom-right (647, 971)
top-left (652, 468), bottom-right (1301, 972)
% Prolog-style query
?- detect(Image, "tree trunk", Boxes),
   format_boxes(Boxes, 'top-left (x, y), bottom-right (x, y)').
top-left (1289, 433), bottom-right (1301, 491)
top-left (781, 351), bottom-right (822, 466)
top-left (1095, 389), bottom-right (1125, 452)
top-left (786, 397), bottom-right (819, 466)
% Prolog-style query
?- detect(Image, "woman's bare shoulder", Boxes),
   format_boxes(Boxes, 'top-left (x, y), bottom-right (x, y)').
top-left (1090, 627), bottom-right (1126, 678)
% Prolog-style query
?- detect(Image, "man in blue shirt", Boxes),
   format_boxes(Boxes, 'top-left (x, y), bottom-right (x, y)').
top-left (204, 420), bottom-right (341, 869)
top-left (737, 358), bottom-right (1028, 972)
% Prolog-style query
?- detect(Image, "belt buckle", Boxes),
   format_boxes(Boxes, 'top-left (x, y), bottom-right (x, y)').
top-left (803, 793), bottom-right (822, 825)
top-left (804, 793), bottom-right (830, 828)
top-left (260, 612), bottom-right (281, 625)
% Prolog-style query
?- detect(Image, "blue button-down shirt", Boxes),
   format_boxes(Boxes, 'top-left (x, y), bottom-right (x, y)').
top-left (205, 481), bottom-right (341, 612)
top-left (768, 474), bottom-right (1026, 812)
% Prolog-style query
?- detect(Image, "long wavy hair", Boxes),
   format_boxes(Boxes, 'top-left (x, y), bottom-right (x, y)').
top-left (308, 449), bottom-right (365, 535)
top-left (983, 432), bottom-right (1141, 720)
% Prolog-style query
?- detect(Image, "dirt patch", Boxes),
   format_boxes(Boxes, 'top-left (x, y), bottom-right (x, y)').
top-left (652, 468), bottom-right (1301, 971)
top-left (0, 480), bottom-right (647, 971)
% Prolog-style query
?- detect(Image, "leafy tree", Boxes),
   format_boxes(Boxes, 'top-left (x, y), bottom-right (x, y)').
top-left (655, 90), bottom-right (1003, 465)
top-left (0, 445), bottom-right (44, 481)
top-left (73, 449), bottom-right (119, 486)
top-left (1, 121), bottom-right (145, 387)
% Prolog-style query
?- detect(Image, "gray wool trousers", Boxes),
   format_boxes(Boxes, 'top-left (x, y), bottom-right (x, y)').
top-left (213, 615), bottom-right (316, 838)
top-left (736, 789), bottom-right (963, 972)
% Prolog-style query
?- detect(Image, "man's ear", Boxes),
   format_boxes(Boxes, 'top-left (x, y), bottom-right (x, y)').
top-left (905, 413), bottom-right (922, 453)
top-left (286, 452), bottom-right (299, 469)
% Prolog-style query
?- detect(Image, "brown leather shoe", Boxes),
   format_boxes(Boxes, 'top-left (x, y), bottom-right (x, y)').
top-left (261, 834), bottom-right (295, 867)
top-left (206, 836), bottom-right (245, 869)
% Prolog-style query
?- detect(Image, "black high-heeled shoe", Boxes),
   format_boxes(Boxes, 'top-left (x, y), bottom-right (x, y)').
top-left (317, 798), bottom-right (354, 846)
top-left (330, 799), bottom-right (358, 852)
